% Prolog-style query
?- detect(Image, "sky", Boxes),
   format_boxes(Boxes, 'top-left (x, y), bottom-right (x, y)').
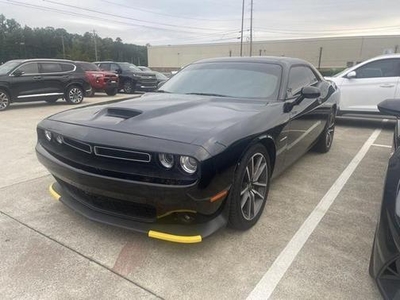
top-left (1, 0), bottom-right (400, 46)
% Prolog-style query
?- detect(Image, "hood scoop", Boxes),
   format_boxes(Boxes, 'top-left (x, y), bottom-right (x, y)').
top-left (105, 107), bottom-right (142, 119)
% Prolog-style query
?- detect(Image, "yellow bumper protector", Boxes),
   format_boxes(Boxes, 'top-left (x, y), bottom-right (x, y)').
top-left (49, 183), bottom-right (61, 201)
top-left (148, 230), bottom-right (202, 243)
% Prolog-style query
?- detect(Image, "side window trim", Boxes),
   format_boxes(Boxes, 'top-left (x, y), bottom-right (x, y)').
top-left (39, 62), bottom-right (76, 75)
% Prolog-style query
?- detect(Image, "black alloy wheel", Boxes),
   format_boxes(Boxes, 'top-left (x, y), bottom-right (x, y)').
top-left (106, 87), bottom-right (118, 96)
top-left (0, 90), bottom-right (10, 111)
top-left (314, 110), bottom-right (335, 153)
top-left (228, 144), bottom-right (271, 230)
top-left (65, 86), bottom-right (84, 104)
top-left (123, 80), bottom-right (135, 94)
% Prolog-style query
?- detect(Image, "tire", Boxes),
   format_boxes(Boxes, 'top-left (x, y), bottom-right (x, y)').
top-left (228, 144), bottom-right (271, 230)
top-left (0, 89), bottom-right (11, 111)
top-left (123, 80), bottom-right (136, 94)
top-left (45, 98), bottom-right (58, 104)
top-left (105, 87), bottom-right (118, 96)
top-left (65, 86), bottom-right (84, 105)
top-left (313, 110), bottom-right (336, 153)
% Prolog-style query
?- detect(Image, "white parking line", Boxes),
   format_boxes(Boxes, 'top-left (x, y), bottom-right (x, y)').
top-left (247, 126), bottom-right (384, 300)
top-left (372, 144), bottom-right (391, 149)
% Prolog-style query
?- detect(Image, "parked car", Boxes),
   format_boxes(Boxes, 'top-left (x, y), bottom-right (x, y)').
top-left (0, 59), bottom-right (91, 111)
top-left (326, 54), bottom-right (400, 115)
top-left (370, 99), bottom-right (400, 299)
top-left (75, 61), bottom-right (119, 96)
top-left (94, 61), bottom-right (157, 93)
top-left (36, 57), bottom-right (339, 243)
top-left (138, 66), bottom-right (169, 84)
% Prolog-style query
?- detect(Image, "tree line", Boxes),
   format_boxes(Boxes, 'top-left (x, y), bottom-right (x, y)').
top-left (0, 14), bottom-right (148, 65)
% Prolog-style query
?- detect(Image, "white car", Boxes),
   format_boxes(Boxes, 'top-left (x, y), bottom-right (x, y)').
top-left (326, 54), bottom-right (400, 115)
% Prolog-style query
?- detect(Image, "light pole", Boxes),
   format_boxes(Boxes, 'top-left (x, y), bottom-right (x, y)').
top-left (240, 0), bottom-right (245, 57)
top-left (249, 0), bottom-right (253, 57)
top-left (93, 30), bottom-right (98, 61)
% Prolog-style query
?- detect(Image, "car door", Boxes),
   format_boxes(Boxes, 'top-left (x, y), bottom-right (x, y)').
top-left (338, 58), bottom-right (400, 113)
top-left (38, 62), bottom-right (69, 99)
top-left (284, 65), bottom-right (326, 168)
top-left (10, 62), bottom-right (42, 101)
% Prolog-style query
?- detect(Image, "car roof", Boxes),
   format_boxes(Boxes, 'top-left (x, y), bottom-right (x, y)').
top-left (193, 56), bottom-right (311, 68)
top-left (9, 58), bottom-right (74, 63)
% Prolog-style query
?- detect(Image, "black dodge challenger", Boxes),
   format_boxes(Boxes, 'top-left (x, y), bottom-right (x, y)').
top-left (370, 99), bottom-right (400, 299)
top-left (36, 57), bottom-right (339, 243)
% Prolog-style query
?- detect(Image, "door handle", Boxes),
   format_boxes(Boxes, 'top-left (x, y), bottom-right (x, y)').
top-left (380, 84), bottom-right (395, 88)
top-left (33, 76), bottom-right (41, 80)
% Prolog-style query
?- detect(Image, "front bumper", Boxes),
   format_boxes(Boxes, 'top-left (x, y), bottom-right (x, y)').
top-left (36, 143), bottom-right (229, 243)
top-left (49, 182), bottom-right (228, 243)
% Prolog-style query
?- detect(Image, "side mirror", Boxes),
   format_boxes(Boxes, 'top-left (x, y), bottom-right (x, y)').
top-left (301, 86), bottom-right (321, 99)
top-left (346, 71), bottom-right (357, 79)
top-left (378, 99), bottom-right (400, 117)
top-left (157, 81), bottom-right (166, 89)
top-left (114, 68), bottom-right (122, 74)
top-left (12, 69), bottom-right (23, 77)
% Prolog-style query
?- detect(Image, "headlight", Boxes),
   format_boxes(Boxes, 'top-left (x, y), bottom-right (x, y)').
top-left (180, 156), bottom-right (198, 174)
top-left (44, 130), bottom-right (52, 141)
top-left (55, 134), bottom-right (63, 144)
top-left (158, 153), bottom-right (174, 169)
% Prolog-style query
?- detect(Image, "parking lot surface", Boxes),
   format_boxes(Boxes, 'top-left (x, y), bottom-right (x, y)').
top-left (0, 95), bottom-right (392, 299)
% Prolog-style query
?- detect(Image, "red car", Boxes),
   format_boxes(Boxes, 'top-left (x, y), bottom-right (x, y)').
top-left (75, 62), bottom-right (119, 96)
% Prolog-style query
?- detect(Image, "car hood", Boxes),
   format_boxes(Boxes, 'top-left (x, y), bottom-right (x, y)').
top-left (48, 93), bottom-right (268, 145)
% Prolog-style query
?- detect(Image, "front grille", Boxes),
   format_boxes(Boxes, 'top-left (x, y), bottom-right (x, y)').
top-left (94, 146), bottom-right (151, 162)
top-left (63, 137), bottom-right (92, 154)
top-left (59, 179), bottom-right (157, 222)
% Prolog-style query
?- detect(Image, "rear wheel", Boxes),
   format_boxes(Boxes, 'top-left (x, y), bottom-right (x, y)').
top-left (65, 86), bottom-right (84, 105)
top-left (314, 110), bottom-right (335, 153)
top-left (228, 144), bottom-right (271, 230)
top-left (0, 89), bottom-right (10, 111)
top-left (123, 80), bottom-right (135, 94)
top-left (105, 87), bottom-right (118, 96)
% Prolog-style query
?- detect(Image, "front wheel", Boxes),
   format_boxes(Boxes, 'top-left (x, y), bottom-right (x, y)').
top-left (0, 89), bottom-right (11, 111)
top-left (313, 110), bottom-right (335, 153)
top-left (65, 86), bottom-right (84, 104)
top-left (228, 144), bottom-right (271, 230)
top-left (105, 87), bottom-right (118, 96)
top-left (123, 80), bottom-right (135, 94)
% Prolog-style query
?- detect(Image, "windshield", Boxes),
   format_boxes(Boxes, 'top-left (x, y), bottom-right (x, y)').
top-left (119, 62), bottom-right (141, 72)
top-left (159, 62), bottom-right (282, 99)
top-left (0, 60), bottom-right (21, 75)
top-left (79, 62), bottom-right (100, 71)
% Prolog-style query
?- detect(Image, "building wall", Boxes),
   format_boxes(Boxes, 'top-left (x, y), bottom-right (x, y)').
top-left (148, 35), bottom-right (400, 70)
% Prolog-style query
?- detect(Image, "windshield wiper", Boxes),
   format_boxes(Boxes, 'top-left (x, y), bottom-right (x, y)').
top-left (185, 92), bottom-right (228, 97)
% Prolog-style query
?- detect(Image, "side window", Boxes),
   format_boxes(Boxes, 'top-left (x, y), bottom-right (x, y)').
top-left (16, 63), bottom-right (39, 75)
top-left (287, 66), bottom-right (318, 97)
top-left (99, 63), bottom-right (110, 71)
top-left (60, 63), bottom-right (75, 72)
top-left (110, 64), bottom-right (120, 72)
top-left (40, 63), bottom-right (62, 73)
top-left (355, 59), bottom-right (400, 78)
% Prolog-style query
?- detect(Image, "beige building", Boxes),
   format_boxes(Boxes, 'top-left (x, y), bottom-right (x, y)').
top-left (148, 35), bottom-right (400, 71)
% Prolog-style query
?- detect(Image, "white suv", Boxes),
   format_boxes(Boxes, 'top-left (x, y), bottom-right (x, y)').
top-left (326, 54), bottom-right (400, 115)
